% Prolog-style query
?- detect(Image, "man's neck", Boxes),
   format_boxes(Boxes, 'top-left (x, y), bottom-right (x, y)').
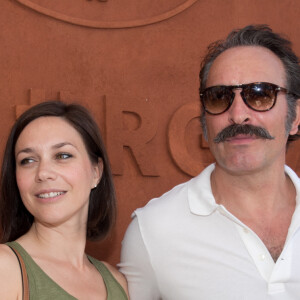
top-left (211, 163), bottom-right (296, 262)
top-left (211, 163), bottom-right (295, 213)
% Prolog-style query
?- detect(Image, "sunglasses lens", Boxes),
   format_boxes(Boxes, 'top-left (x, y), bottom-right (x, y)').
top-left (243, 83), bottom-right (276, 111)
top-left (201, 86), bottom-right (232, 114)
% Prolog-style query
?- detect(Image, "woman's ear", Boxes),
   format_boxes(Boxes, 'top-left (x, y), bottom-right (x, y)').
top-left (93, 158), bottom-right (103, 187)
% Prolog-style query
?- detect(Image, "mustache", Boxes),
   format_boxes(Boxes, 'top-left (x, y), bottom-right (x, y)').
top-left (213, 124), bottom-right (275, 143)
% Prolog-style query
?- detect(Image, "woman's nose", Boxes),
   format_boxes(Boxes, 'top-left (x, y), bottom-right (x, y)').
top-left (35, 161), bottom-right (57, 182)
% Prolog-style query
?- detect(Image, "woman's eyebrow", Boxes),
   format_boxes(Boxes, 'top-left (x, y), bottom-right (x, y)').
top-left (16, 142), bottom-right (77, 157)
top-left (52, 142), bottom-right (76, 149)
top-left (15, 147), bottom-right (34, 157)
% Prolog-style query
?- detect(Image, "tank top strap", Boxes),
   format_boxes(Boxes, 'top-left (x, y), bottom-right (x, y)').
top-left (6, 241), bottom-right (77, 299)
top-left (87, 256), bottom-right (128, 300)
top-left (6, 241), bottom-right (127, 300)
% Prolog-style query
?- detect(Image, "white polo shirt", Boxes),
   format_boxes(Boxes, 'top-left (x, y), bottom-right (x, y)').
top-left (119, 164), bottom-right (300, 300)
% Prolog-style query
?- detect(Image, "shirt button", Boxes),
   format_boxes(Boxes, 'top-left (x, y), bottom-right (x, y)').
top-left (243, 228), bottom-right (249, 234)
top-left (259, 254), bottom-right (266, 260)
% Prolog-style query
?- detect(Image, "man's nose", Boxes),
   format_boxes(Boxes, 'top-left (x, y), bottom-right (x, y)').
top-left (227, 90), bottom-right (251, 124)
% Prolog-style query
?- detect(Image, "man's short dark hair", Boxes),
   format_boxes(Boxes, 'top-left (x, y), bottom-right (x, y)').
top-left (0, 101), bottom-right (116, 242)
top-left (199, 24), bottom-right (300, 143)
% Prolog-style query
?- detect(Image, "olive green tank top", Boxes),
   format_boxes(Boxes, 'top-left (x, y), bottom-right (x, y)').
top-left (6, 241), bottom-right (128, 300)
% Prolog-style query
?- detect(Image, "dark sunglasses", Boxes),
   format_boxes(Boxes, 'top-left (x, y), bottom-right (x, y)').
top-left (200, 82), bottom-right (292, 115)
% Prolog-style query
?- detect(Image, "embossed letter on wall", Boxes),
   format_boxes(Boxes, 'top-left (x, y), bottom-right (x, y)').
top-left (168, 101), bottom-right (214, 177)
top-left (105, 96), bottom-right (159, 176)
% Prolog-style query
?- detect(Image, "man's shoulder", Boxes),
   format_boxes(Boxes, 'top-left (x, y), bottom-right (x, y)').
top-left (136, 178), bottom-right (190, 214)
top-left (134, 164), bottom-right (215, 219)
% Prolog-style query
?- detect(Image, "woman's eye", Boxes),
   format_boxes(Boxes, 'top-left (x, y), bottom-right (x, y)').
top-left (56, 153), bottom-right (72, 160)
top-left (20, 158), bottom-right (35, 165)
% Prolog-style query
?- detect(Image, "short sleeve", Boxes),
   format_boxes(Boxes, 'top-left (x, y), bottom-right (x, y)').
top-left (118, 216), bottom-right (161, 300)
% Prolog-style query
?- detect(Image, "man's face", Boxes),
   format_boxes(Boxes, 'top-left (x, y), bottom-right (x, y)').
top-left (204, 46), bottom-right (300, 174)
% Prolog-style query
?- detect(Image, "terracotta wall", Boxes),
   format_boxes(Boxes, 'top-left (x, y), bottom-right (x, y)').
top-left (1, 0), bottom-right (300, 265)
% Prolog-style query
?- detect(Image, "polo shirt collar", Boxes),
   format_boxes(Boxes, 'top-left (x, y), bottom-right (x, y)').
top-left (188, 163), bottom-right (217, 216)
top-left (188, 164), bottom-right (300, 217)
top-left (285, 165), bottom-right (300, 205)
top-left (284, 165), bottom-right (300, 237)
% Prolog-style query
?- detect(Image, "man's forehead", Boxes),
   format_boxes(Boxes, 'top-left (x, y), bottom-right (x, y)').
top-left (206, 46), bottom-right (286, 87)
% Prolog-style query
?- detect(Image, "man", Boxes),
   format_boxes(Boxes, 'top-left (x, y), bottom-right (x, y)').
top-left (119, 25), bottom-right (300, 299)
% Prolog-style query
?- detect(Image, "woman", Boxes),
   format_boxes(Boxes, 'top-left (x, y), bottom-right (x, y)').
top-left (0, 101), bottom-right (129, 299)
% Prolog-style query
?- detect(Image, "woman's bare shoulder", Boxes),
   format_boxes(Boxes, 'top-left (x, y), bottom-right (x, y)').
top-left (0, 243), bottom-right (21, 268)
top-left (102, 261), bottom-right (129, 298)
top-left (0, 244), bottom-right (23, 299)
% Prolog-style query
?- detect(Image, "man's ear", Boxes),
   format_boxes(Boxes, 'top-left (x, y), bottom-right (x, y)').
top-left (289, 100), bottom-right (300, 135)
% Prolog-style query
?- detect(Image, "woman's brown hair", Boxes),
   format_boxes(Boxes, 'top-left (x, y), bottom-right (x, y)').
top-left (0, 101), bottom-right (116, 242)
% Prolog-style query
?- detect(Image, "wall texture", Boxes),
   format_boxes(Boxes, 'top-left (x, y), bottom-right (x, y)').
top-left (1, 0), bottom-right (300, 265)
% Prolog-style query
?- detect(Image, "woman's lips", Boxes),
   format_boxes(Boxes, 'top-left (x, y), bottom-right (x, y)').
top-left (37, 191), bottom-right (66, 199)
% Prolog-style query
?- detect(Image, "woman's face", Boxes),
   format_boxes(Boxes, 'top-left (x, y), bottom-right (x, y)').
top-left (15, 116), bottom-right (102, 227)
